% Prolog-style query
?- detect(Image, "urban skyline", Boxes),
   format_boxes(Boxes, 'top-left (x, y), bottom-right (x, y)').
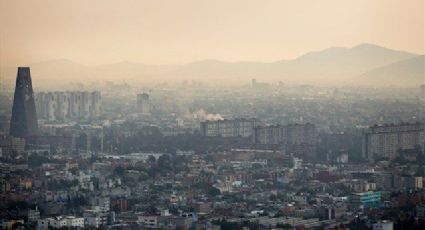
top-left (0, 1), bottom-right (424, 230)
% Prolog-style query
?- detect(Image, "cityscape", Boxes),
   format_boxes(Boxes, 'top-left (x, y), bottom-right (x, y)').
top-left (0, 1), bottom-right (424, 230)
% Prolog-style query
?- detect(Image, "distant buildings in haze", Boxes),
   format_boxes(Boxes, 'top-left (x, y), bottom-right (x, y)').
top-left (35, 91), bottom-right (102, 121)
top-left (136, 93), bottom-right (150, 114)
top-left (200, 118), bottom-right (259, 138)
top-left (253, 123), bottom-right (317, 146)
top-left (253, 123), bottom-right (317, 158)
top-left (251, 78), bottom-right (269, 89)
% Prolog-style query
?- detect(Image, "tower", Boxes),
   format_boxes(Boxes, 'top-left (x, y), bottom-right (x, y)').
top-left (136, 93), bottom-right (150, 114)
top-left (10, 67), bottom-right (39, 138)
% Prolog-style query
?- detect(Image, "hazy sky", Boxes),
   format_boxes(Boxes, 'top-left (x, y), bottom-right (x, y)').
top-left (0, 0), bottom-right (423, 66)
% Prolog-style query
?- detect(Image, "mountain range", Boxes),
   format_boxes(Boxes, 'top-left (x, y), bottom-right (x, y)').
top-left (1, 43), bottom-right (423, 89)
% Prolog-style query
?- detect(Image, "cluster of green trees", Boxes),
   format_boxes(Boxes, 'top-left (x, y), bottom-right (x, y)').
top-left (27, 153), bottom-right (52, 167)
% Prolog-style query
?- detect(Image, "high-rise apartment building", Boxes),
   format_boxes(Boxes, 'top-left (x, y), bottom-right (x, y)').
top-left (253, 123), bottom-right (317, 158)
top-left (136, 93), bottom-right (150, 114)
top-left (35, 91), bottom-right (101, 121)
top-left (200, 118), bottom-right (259, 138)
top-left (253, 123), bottom-right (316, 145)
top-left (362, 123), bottom-right (424, 161)
top-left (10, 67), bottom-right (39, 138)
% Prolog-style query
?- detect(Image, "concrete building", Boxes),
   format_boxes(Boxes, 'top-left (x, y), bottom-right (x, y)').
top-left (351, 191), bottom-right (381, 210)
top-left (373, 220), bottom-right (393, 230)
top-left (37, 216), bottom-right (84, 230)
top-left (35, 91), bottom-right (101, 121)
top-left (0, 136), bottom-right (25, 157)
top-left (136, 93), bottom-right (150, 114)
top-left (251, 78), bottom-right (269, 89)
top-left (83, 209), bottom-right (109, 228)
top-left (200, 118), bottom-right (259, 138)
top-left (363, 123), bottom-right (424, 161)
top-left (416, 204), bottom-right (425, 218)
top-left (253, 123), bottom-right (316, 145)
top-left (253, 123), bottom-right (317, 158)
top-left (27, 207), bottom-right (40, 223)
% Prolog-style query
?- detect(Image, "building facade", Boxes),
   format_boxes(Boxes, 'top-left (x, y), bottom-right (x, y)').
top-left (35, 91), bottom-right (101, 121)
top-left (373, 220), bottom-right (393, 230)
top-left (200, 118), bottom-right (259, 138)
top-left (136, 93), bottom-right (150, 114)
top-left (0, 136), bottom-right (25, 158)
top-left (363, 123), bottom-right (424, 161)
top-left (253, 123), bottom-right (317, 158)
top-left (350, 191), bottom-right (381, 210)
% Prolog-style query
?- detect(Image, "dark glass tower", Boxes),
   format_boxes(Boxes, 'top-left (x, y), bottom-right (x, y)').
top-left (10, 67), bottom-right (38, 138)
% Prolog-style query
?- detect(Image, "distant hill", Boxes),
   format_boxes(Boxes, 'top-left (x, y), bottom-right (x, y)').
top-left (0, 43), bottom-right (422, 89)
top-left (358, 55), bottom-right (424, 86)
top-left (164, 43), bottom-right (418, 84)
top-left (96, 61), bottom-right (177, 77)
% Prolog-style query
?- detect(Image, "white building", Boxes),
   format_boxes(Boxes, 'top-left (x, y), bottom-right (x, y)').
top-left (138, 215), bottom-right (159, 228)
top-left (373, 220), bottom-right (393, 230)
top-left (37, 216), bottom-right (84, 230)
top-left (83, 209), bottom-right (109, 228)
top-left (35, 91), bottom-right (101, 121)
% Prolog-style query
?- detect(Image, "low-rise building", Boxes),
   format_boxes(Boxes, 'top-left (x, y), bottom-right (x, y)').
top-left (351, 191), bottom-right (381, 210)
top-left (373, 220), bottom-right (393, 230)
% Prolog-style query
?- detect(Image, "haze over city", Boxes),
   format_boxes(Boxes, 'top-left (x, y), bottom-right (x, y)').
top-left (0, 1), bottom-right (424, 230)
top-left (1, 0), bottom-right (424, 88)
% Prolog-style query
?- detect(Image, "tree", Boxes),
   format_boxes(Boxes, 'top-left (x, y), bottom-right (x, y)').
top-left (113, 166), bottom-right (127, 176)
top-left (208, 186), bottom-right (221, 197)
top-left (276, 223), bottom-right (292, 229)
top-left (27, 153), bottom-right (50, 167)
top-left (147, 155), bottom-right (156, 163)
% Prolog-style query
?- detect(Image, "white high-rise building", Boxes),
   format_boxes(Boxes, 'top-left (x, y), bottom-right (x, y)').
top-left (35, 91), bottom-right (101, 121)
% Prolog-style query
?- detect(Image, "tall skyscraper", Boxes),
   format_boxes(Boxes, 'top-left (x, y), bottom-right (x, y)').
top-left (10, 67), bottom-right (39, 138)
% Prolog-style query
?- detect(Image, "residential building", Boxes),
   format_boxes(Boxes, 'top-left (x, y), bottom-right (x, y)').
top-left (136, 93), bottom-right (150, 114)
top-left (351, 191), bottom-right (381, 210)
top-left (200, 118), bottom-right (259, 138)
top-left (363, 123), bottom-right (424, 160)
top-left (35, 91), bottom-right (101, 121)
top-left (373, 220), bottom-right (393, 230)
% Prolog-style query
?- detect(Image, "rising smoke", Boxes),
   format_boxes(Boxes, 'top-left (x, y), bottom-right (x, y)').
top-left (186, 109), bottom-right (224, 121)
